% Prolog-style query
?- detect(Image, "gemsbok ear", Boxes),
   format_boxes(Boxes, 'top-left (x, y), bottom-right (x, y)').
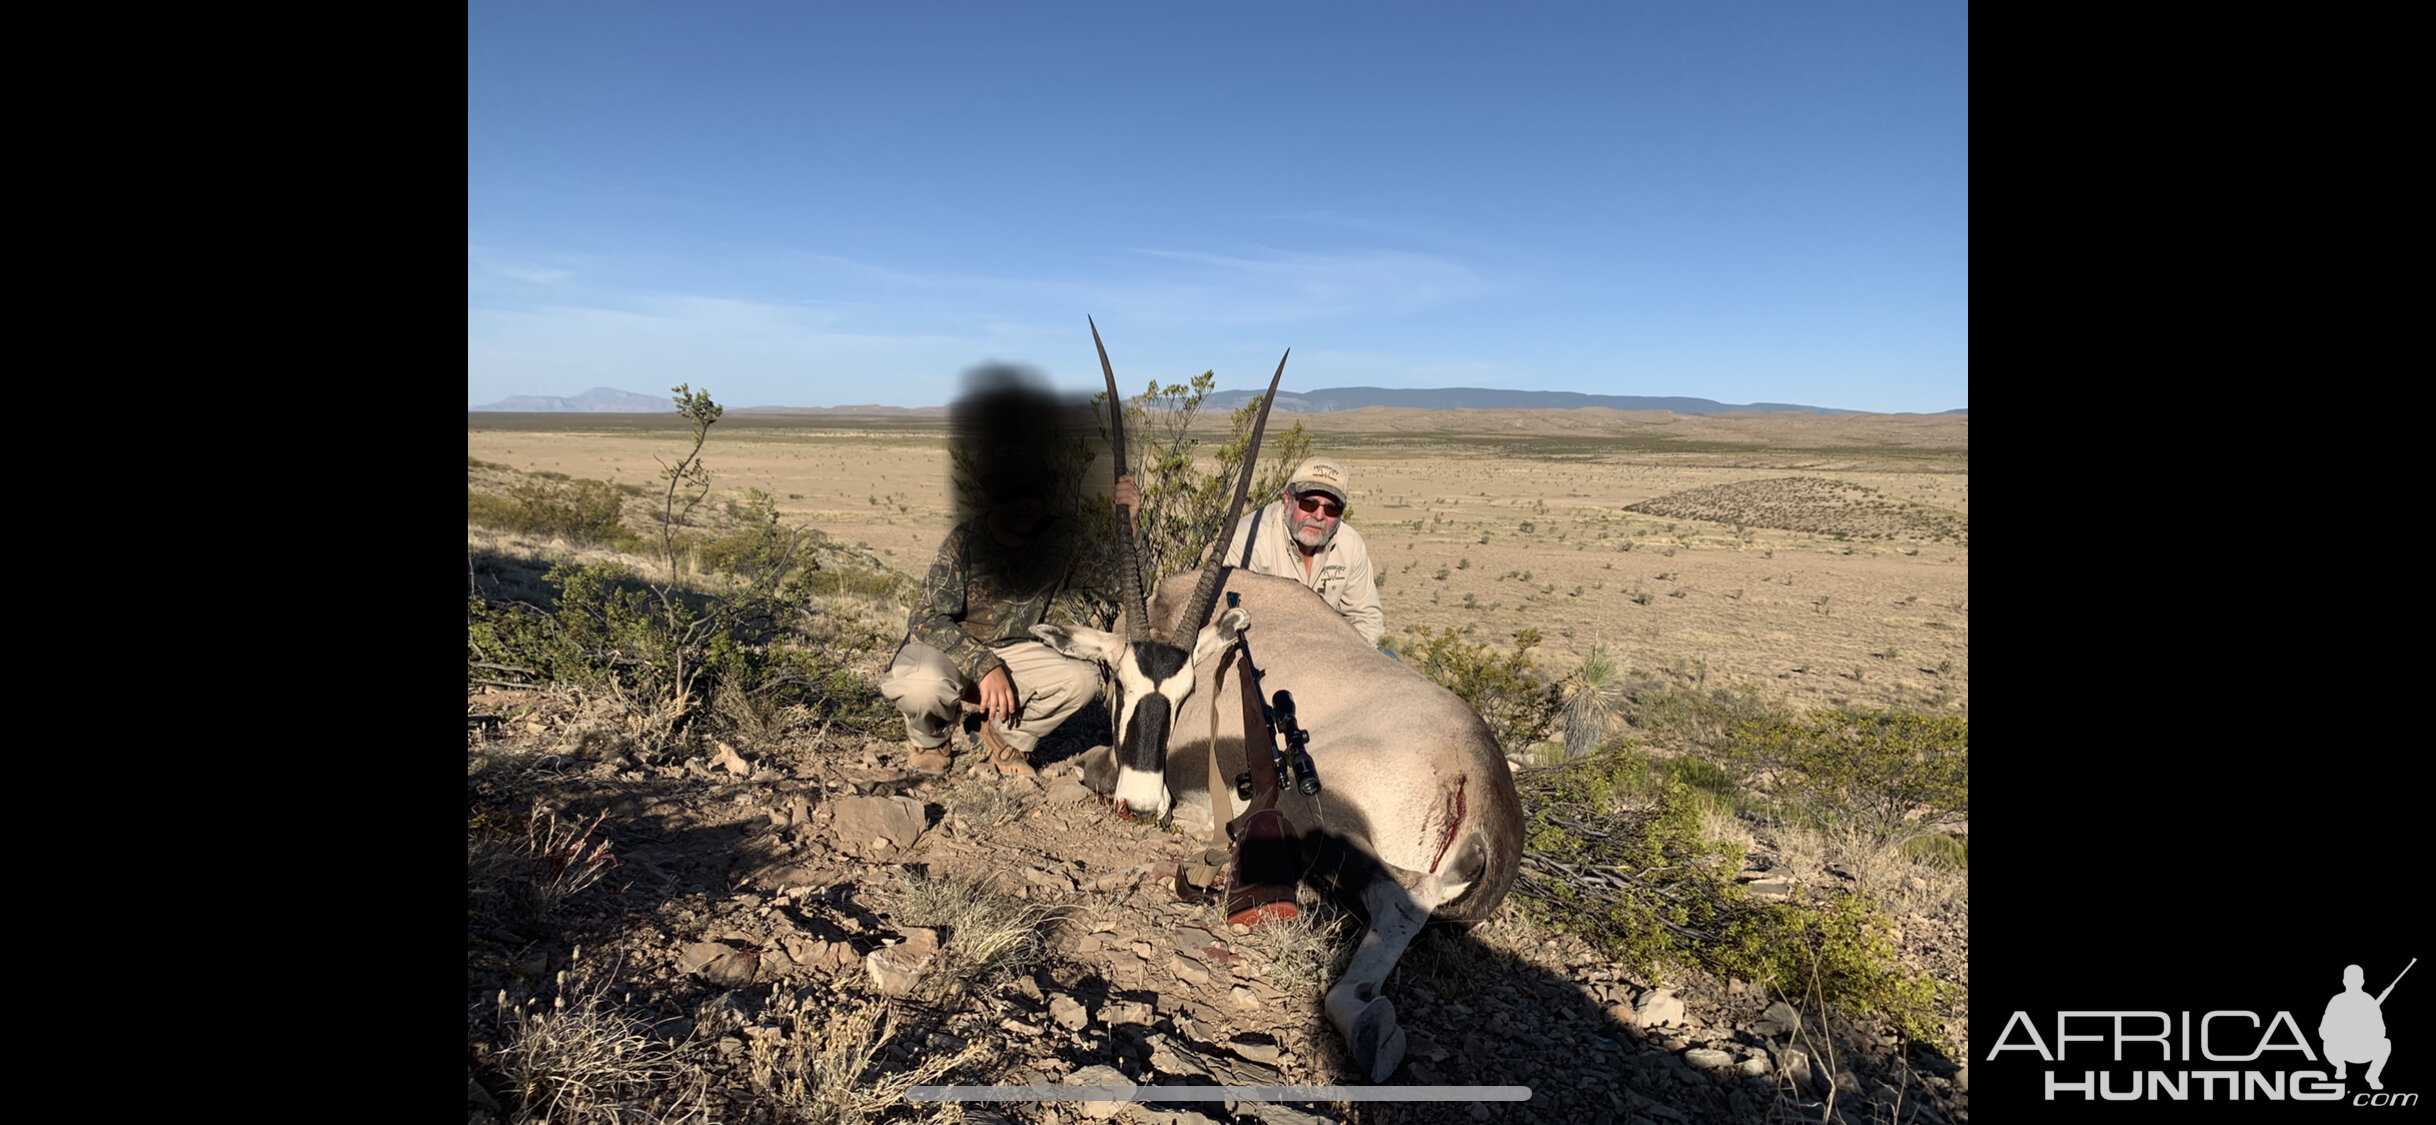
top-left (1191, 607), bottom-right (1250, 667)
top-left (1031, 623), bottom-right (1124, 668)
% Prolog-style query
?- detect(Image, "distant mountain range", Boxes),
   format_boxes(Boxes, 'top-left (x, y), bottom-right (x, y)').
top-left (472, 385), bottom-right (1964, 416)
top-left (470, 387), bottom-right (675, 413)
top-left (1201, 387), bottom-right (1867, 415)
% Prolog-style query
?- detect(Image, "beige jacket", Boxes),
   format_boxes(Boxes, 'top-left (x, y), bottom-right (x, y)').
top-left (1221, 501), bottom-right (1386, 647)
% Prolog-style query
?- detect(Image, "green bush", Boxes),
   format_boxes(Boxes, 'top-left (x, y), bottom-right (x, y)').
top-left (1631, 684), bottom-right (1790, 757)
top-left (805, 566), bottom-right (913, 603)
top-left (1660, 753), bottom-right (1741, 807)
top-left (1389, 626), bottom-right (1563, 754)
top-left (1901, 832), bottom-right (1969, 870)
top-left (470, 386), bottom-right (908, 747)
top-left (468, 476), bottom-right (639, 549)
top-left (468, 560), bottom-right (896, 749)
top-left (696, 489), bottom-right (804, 583)
top-left (1710, 889), bottom-right (1948, 1046)
top-left (1726, 708), bottom-right (1967, 842)
top-left (1515, 753), bottom-right (1951, 1047)
top-left (1097, 370), bottom-right (1313, 586)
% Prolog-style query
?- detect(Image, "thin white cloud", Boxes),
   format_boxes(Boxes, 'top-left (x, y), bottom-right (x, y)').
top-left (774, 244), bottom-right (1494, 328)
top-left (466, 240), bottom-right (1510, 406)
top-left (467, 294), bottom-right (1046, 408)
top-left (495, 264), bottom-right (573, 284)
top-left (467, 241), bottom-right (578, 285)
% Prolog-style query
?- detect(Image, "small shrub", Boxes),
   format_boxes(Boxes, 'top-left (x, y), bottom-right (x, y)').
top-left (745, 993), bottom-right (986, 1124)
top-left (886, 871), bottom-right (1051, 991)
top-left (1098, 369), bottom-right (1313, 587)
top-left (1389, 626), bottom-right (1564, 755)
top-left (1243, 896), bottom-right (1354, 997)
top-left (1560, 643), bottom-right (1628, 756)
top-left (1661, 753), bottom-right (1741, 805)
top-left (468, 476), bottom-right (639, 549)
top-left (494, 980), bottom-right (674, 1123)
top-left (1632, 685), bottom-right (1789, 758)
top-left (1725, 709), bottom-right (1968, 843)
top-left (1515, 756), bottom-right (1950, 1047)
top-left (468, 806), bottom-right (620, 927)
top-left (1901, 832), bottom-right (1969, 870)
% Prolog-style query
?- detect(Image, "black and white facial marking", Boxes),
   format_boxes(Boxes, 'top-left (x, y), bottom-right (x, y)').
top-left (1106, 640), bottom-right (1191, 816)
top-left (1031, 607), bottom-right (1248, 819)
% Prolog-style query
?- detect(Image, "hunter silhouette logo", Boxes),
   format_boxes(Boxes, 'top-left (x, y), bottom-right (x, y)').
top-left (1986, 957), bottom-right (2416, 1104)
top-left (2325, 959), bottom-right (2410, 1091)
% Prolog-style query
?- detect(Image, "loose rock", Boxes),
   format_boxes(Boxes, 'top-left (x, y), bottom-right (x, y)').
top-left (1061, 1064), bottom-right (1131, 1120)
top-left (1753, 1000), bottom-right (1803, 1038)
top-left (1774, 1046), bottom-right (1817, 1093)
top-left (864, 928), bottom-right (939, 997)
top-left (1144, 1033), bottom-right (1213, 1080)
top-left (1227, 1036), bottom-right (1281, 1065)
top-left (829, 794), bottom-right (927, 850)
top-left (676, 942), bottom-right (760, 988)
top-left (1634, 988), bottom-right (1686, 1027)
top-left (1683, 1048), bottom-right (1734, 1072)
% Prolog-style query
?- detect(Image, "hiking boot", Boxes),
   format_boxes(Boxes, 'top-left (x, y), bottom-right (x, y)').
top-left (907, 742), bottom-right (953, 776)
top-left (978, 721), bottom-right (1035, 778)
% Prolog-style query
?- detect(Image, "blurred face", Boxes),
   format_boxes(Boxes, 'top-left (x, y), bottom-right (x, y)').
top-left (1285, 489), bottom-right (1342, 550)
top-left (992, 494), bottom-right (1045, 532)
top-left (986, 463), bottom-right (1055, 533)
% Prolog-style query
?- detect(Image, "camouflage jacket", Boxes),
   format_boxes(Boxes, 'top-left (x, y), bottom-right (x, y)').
top-left (904, 514), bottom-right (1131, 682)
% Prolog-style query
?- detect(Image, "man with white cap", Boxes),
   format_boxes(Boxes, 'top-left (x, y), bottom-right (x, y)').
top-left (1220, 455), bottom-right (1386, 647)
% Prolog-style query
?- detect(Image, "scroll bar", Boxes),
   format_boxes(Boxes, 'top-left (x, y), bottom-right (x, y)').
top-left (907, 1085), bottom-right (1532, 1103)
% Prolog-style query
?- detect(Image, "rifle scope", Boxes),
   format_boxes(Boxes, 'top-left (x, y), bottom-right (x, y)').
top-left (1272, 690), bottom-right (1323, 796)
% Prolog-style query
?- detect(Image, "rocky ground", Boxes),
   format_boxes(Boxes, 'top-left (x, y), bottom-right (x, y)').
top-left (469, 688), bottom-right (1967, 1125)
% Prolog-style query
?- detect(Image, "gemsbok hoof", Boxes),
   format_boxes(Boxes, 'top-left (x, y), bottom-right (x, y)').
top-left (1343, 995), bottom-right (1407, 1083)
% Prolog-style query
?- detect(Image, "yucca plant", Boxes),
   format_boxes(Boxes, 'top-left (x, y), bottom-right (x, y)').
top-left (1561, 643), bottom-right (1628, 758)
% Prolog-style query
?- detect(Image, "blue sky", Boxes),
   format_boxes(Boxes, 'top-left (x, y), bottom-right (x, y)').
top-left (469, 3), bottom-right (1967, 413)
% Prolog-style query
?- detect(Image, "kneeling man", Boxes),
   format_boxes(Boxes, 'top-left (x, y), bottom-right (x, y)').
top-left (1221, 455), bottom-right (1385, 647)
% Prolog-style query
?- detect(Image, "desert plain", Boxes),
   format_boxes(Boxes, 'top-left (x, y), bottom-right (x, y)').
top-left (466, 405), bottom-right (1968, 718)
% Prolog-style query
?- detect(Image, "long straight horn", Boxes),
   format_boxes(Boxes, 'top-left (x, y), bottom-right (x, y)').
top-left (1181, 348), bottom-right (1288, 629)
top-left (1089, 316), bottom-right (1150, 643)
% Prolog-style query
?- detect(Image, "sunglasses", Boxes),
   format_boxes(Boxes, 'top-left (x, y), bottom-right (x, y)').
top-left (1293, 493), bottom-right (1343, 518)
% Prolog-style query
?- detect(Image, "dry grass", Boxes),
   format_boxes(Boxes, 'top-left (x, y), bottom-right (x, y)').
top-left (1771, 822), bottom-right (1969, 920)
top-left (1241, 890), bottom-right (1357, 997)
top-left (882, 871), bottom-right (1053, 994)
top-left (937, 773), bottom-right (1028, 831)
top-left (469, 805), bottom-right (622, 925)
top-left (492, 975), bottom-right (684, 1124)
top-left (745, 991), bottom-right (982, 1125)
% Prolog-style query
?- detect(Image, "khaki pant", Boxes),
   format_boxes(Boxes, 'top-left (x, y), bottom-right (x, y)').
top-left (877, 640), bottom-right (1104, 755)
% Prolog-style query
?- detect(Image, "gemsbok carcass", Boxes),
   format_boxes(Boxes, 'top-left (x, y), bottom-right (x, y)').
top-left (1029, 320), bottom-right (1526, 1082)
